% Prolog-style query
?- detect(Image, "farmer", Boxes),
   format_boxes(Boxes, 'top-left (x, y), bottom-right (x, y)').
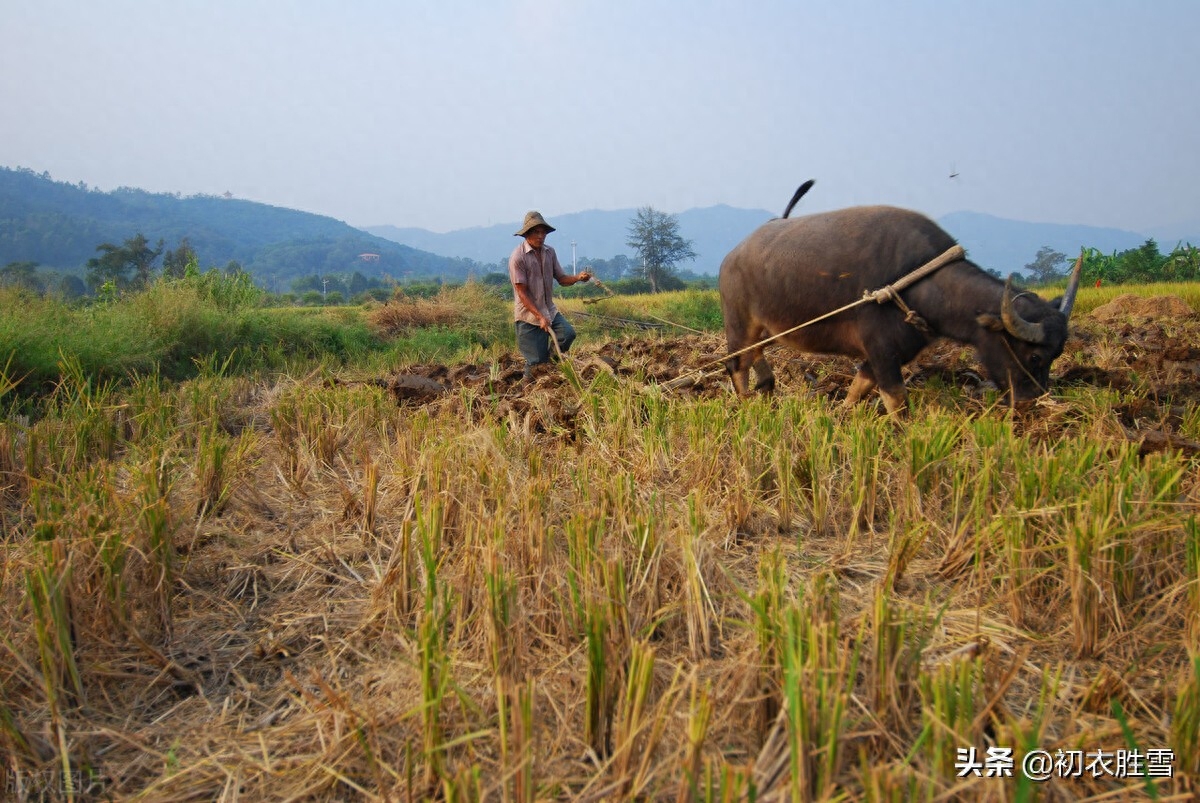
top-left (509, 211), bottom-right (592, 379)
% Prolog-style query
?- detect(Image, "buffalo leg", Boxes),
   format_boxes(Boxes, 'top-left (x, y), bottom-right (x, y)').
top-left (846, 360), bottom-right (908, 414)
top-left (725, 325), bottom-right (771, 396)
top-left (725, 349), bottom-right (755, 396)
top-left (871, 360), bottom-right (908, 415)
top-left (752, 356), bottom-right (775, 393)
top-left (726, 349), bottom-right (771, 396)
top-left (878, 386), bottom-right (908, 415)
top-left (844, 363), bottom-right (877, 407)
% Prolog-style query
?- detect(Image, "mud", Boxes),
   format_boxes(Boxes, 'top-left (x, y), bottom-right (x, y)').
top-left (377, 301), bottom-right (1200, 451)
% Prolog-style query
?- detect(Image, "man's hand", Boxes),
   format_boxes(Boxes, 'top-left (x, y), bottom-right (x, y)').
top-left (577, 270), bottom-right (592, 282)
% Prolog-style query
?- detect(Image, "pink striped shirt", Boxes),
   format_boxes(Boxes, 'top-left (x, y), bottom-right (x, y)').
top-left (508, 241), bottom-right (568, 325)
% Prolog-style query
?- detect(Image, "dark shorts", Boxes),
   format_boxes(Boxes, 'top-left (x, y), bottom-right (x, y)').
top-left (515, 313), bottom-right (576, 368)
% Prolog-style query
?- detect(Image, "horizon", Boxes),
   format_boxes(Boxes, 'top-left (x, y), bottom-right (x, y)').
top-left (6, 163), bottom-right (1185, 243)
top-left (2, 2), bottom-right (1197, 236)
top-left (3, 162), bottom-right (1192, 283)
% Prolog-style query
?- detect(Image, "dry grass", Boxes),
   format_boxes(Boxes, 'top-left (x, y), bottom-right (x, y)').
top-left (1, 315), bottom-right (1199, 801)
top-left (367, 283), bottom-right (507, 338)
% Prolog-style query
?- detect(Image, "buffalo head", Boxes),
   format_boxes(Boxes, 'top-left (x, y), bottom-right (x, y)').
top-left (975, 255), bottom-right (1082, 401)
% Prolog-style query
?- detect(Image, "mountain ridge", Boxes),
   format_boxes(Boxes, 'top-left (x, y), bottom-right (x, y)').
top-left (369, 208), bottom-right (1195, 278)
top-left (4, 166), bottom-right (1194, 283)
top-left (0, 167), bottom-right (477, 283)
top-left (365, 204), bottom-right (777, 273)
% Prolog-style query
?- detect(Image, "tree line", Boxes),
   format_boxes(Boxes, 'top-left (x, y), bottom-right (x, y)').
top-left (10, 219), bottom-right (1194, 305)
top-left (0, 202), bottom-right (709, 302)
top-left (0, 166), bottom-right (480, 281)
top-left (1024, 239), bottom-right (1200, 286)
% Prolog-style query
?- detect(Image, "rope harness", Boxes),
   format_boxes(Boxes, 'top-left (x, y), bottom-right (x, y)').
top-left (664, 244), bottom-right (965, 387)
top-left (870, 288), bottom-right (934, 335)
top-left (857, 244), bottom-right (965, 335)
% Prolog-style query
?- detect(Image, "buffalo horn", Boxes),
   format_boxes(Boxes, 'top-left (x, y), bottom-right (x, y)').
top-left (1001, 275), bottom-right (1046, 344)
top-left (1058, 250), bottom-right (1084, 319)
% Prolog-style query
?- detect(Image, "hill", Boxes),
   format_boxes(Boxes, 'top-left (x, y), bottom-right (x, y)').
top-left (370, 206), bottom-right (1186, 278)
top-left (367, 205), bottom-right (778, 273)
top-left (1144, 218), bottom-right (1200, 248)
top-left (936, 211), bottom-right (1154, 275)
top-left (0, 167), bottom-right (476, 285)
top-left (6, 165), bottom-right (1192, 284)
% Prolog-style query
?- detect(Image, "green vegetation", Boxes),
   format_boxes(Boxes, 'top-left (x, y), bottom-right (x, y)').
top-left (0, 166), bottom-right (479, 283)
top-left (1030, 239), bottom-right (1200, 286)
top-left (7, 278), bottom-right (1197, 410)
top-left (1083, 239), bottom-right (1200, 284)
top-left (1, 274), bottom-right (1199, 798)
top-left (85, 232), bottom-right (164, 291)
top-left (0, 277), bottom-right (380, 404)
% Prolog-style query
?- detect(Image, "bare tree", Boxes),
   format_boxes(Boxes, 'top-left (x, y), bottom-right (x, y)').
top-left (625, 207), bottom-right (697, 292)
top-left (1024, 246), bottom-right (1067, 285)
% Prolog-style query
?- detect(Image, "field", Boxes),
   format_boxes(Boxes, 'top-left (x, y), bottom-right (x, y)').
top-left (2, 285), bottom-right (1199, 801)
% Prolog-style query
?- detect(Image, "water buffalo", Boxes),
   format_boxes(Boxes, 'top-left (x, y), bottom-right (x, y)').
top-left (718, 189), bottom-right (1080, 413)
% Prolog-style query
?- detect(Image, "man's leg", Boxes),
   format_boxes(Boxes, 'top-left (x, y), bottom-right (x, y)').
top-left (548, 313), bottom-right (576, 358)
top-left (515, 321), bottom-right (551, 377)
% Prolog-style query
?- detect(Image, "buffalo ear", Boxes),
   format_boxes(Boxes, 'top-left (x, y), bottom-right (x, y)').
top-left (977, 313), bottom-right (1005, 332)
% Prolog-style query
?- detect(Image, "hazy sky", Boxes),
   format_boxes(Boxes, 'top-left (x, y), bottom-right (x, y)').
top-left (3, 1), bottom-right (1197, 233)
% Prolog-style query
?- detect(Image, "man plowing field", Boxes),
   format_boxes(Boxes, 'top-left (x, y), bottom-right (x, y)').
top-left (508, 210), bottom-right (593, 380)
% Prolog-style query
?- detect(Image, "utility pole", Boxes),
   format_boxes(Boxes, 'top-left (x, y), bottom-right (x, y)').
top-left (322, 278), bottom-right (328, 302)
top-left (571, 240), bottom-right (577, 272)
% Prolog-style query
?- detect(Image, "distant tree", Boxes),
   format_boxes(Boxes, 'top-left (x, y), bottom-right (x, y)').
top-left (609, 276), bottom-right (653, 295)
top-left (584, 254), bottom-right (632, 282)
top-left (1122, 239), bottom-right (1165, 283)
top-left (162, 237), bottom-right (198, 279)
top-left (57, 274), bottom-right (87, 300)
top-left (678, 271), bottom-right (718, 291)
top-left (85, 233), bottom-right (164, 291)
top-left (1024, 246), bottom-right (1068, 285)
top-left (1, 261), bottom-right (42, 292)
top-left (86, 244), bottom-right (130, 290)
top-left (625, 207), bottom-right (697, 293)
top-left (291, 274), bottom-right (322, 294)
top-left (1163, 242), bottom-right (1200, 282)
top-left (320, 274), bottom-right (348, 298)
top-left (608, 254), bottom-right (632, 280)
top-left (1079, 239), bottom-right (1200, 285)
top-left (349, 271), bottom-right (373, 296)
top-left (129, 234), bottom-right (164, 288)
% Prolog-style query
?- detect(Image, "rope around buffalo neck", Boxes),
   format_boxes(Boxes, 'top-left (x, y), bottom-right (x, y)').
top-left (663, 244), bottom-right (965, 389)
top-left (861, 245), bottom-right (964, 303)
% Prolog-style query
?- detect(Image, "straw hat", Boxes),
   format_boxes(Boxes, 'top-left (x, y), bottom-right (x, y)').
top-left (515, 211), bottom-right (556, 237)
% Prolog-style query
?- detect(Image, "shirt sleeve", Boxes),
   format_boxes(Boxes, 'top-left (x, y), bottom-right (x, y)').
top-left (549, 248), bottom-right (569, 282)
top-left (508, 246), bottom-right (528, 286)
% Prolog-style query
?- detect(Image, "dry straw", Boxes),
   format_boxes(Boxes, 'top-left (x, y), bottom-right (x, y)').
top-left (1, 302), bottom-right (1199, 800)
